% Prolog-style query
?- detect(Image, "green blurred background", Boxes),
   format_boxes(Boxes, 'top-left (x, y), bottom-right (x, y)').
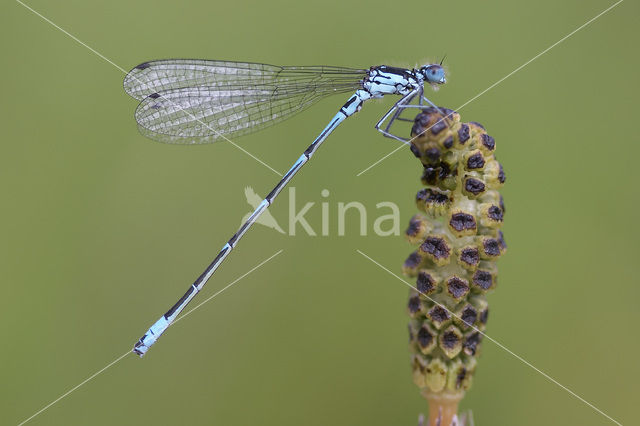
top-left (2, 0), bottom-right (638, 424)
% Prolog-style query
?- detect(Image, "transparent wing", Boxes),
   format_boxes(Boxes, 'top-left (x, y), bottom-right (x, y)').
top-left (124, 59), bottom-right (367, 101)
top-left (135, 82), bottom-right (357, 144)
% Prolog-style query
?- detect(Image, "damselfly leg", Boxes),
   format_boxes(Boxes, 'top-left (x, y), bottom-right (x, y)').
top-left (376, 88), bottom-right (452, 144)
top-left (375, 90), bottom-right (420, 144)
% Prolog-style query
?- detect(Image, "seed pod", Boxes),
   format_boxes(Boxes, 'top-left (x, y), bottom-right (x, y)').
top-left (405, 108), bottom-right (506, 407)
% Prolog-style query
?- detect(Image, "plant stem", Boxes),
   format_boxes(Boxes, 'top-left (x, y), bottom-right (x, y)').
top-left (423, 390), bottom-right (464, 426)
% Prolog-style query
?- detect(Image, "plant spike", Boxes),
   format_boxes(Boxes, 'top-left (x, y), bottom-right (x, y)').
top-left (404, 108), bottom-right (506, 425)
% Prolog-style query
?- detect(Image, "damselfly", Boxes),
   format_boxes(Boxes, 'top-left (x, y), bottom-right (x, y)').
top-left (124, 59), bottom-right (447, 356)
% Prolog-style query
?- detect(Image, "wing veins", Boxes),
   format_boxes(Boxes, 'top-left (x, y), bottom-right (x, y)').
top-left (134, 85), bottom-right (343, 144)
top-left (124, 59), bottom-right (366, 100)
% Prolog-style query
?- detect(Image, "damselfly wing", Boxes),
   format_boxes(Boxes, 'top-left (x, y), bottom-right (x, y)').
top-left (124, 60), bottom-right (367, 144)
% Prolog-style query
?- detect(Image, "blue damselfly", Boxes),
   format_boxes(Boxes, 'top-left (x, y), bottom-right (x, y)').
top-left (124, 59), bottom-right (447, 356)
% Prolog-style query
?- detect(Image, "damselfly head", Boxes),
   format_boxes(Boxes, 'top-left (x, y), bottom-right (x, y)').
top-left (420, 64), bottom-right (446, 85)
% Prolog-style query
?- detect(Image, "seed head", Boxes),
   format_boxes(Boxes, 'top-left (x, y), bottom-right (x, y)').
top-left (405, 107), bottom-right (505, 400)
